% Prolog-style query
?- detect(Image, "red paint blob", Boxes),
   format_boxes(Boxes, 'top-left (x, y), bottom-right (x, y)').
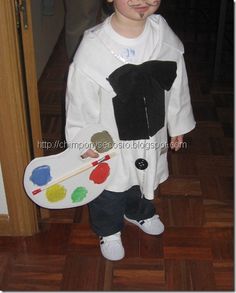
top-left (89, 163), bottom-right (110, 184)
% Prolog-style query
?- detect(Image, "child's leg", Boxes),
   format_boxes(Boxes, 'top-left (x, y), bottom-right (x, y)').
top-left (88, 190), bottom-right (126, 237)
top-left (88, 190), bottom-right (126, 261)
top-left (124, 186), bottom-right (164, 235)
top-left (125, 185), bottom-right (156, 221)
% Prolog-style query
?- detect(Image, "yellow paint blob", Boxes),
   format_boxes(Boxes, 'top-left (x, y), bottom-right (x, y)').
top-left (46, 184), bottom-right (67, 203)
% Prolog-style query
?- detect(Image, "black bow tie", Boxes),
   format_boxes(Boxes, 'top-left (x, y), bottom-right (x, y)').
top-left (107, 60), bottom-right (177, 103)
top-left (107, 60), bottom-right (177, 140)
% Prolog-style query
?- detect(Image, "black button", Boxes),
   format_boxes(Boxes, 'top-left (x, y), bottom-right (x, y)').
top-left (135, 158), bottom-right (148, 170)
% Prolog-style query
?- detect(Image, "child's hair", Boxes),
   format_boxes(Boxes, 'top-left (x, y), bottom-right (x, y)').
top-left (102, 0), bottom-right (114, 15)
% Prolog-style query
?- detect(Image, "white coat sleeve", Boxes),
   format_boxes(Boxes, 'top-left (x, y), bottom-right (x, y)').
top-left (65, 62), bottom-right (100, 143)
top-left (167, 54), bottom-right (196, 137)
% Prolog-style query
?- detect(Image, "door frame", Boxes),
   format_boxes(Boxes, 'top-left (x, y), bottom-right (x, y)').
top-left (0, 0), bottom-right (41, 235)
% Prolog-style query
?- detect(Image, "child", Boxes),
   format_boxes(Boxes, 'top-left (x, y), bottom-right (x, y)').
top-left (65, 0), bottom-right (196, 261)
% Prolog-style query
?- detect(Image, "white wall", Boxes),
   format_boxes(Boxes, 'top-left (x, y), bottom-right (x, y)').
top-left (0, 163), bottom-right (9, 215)
top-left (31, 0), bottom-right (65, 79)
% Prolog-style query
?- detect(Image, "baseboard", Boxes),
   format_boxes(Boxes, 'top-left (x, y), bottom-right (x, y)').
top-left (0, 214), bottom-right (11, 235)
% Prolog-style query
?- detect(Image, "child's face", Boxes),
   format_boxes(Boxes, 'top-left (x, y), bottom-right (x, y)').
top-left (107, 0), bottom-right (161, 21)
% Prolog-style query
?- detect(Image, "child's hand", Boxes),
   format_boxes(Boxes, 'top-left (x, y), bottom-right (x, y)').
top-left (170, 135), bottom-right (184, 151)
top-left (81, 149), bottom-right (99, 159)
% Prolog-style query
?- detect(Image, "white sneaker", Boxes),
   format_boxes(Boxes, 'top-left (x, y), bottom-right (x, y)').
top-left (124, 214), bottom-right (164, 235)
top-left (99, 232), bottom-right (125, 261)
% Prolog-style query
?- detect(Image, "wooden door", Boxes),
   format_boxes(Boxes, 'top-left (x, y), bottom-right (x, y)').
top-left (0, 0), bottom-right (43, 235)
top-left (17, 0), bottom-right (43, 157)
top-left (17, 0), bottom-right (50, 219)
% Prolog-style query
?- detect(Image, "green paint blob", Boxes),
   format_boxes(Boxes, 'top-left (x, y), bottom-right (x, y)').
top-left (71, 187), bottom-right (88, 203)
top-left (46, 184), bottom-right (67, 203)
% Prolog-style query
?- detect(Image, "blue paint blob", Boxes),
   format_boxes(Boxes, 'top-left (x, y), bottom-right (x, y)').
top-left (30, 165), bottom-right (52, 186)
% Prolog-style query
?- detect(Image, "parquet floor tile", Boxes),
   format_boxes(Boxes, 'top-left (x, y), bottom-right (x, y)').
top-left (160, 198), bottom-right (205, 227)
top-left (0, 253), bottom-right (10, 289)
top-left (159, 176), bottom-right (202, 197)
top-left (61, 253), bottom-right (105, 291)
top-left (169, 153), bottom-right (198, 176)
top-left (122, 225), bottom-right (140, 257)
top-left (2, 254), bottom-right (66, 291)
top-left (213, 260), bottom-right (234, 291)
top-left (166, 259), bottom-right (216, 291)
top-left (68, 224), bottom-right (99, 254)
top-left (209, 137), bottom-right (225, 155)
top-left (163, 228), bottom-right (213, 260)
top-left (139, 233), bottom-right (164, 259)
top-left (200, 175), bottom-right (221, 199)
top-left (112, 258), bottom-right (165, 291)
top-left (208, 228), bottom-right (234, 260)
top-left (0, 3), bottom-right (234, 290)
top-left (39, 208), bottom-right (76, 223)
top-left (165, 259), bottom-right (193, 290)
top-left (23, 224), bottom-right (72, 255)
top-left (218, 176), bottom-right (234, 201)
top-left (203, 200), bottom-right (233, 228)
top-left (195, 155), bottom-right (228, 176)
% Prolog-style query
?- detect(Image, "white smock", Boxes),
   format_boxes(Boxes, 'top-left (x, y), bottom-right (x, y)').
top-left (65, 14), bottom-right (196, 200)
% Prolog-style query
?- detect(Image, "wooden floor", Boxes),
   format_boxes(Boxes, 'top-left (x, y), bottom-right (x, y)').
top-left (0, 6), bottom-right (234, 291)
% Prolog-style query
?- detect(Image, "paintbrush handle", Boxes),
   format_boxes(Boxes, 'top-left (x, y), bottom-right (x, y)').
top-left (32, 152), bottom-right (116, 194)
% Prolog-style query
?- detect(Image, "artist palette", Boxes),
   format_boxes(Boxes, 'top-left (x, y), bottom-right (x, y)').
top-left (23, 124), bottom-right (118, 209)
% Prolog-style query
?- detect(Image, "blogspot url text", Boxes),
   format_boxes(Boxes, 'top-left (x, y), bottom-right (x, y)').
top-left (37, 140), bottom-right (188, 151)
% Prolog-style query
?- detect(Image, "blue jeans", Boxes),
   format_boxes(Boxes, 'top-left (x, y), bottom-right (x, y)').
top-left (88, 185), bottom-right (156, 236)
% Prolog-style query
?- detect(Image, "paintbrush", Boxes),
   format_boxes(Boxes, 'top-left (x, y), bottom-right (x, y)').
top-left (32, 152), bottom-right (116, 195)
